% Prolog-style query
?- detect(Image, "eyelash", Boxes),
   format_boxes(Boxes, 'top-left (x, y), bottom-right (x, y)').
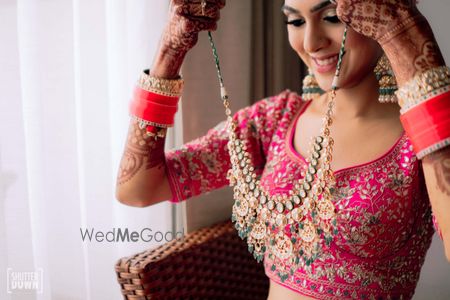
top-left (285, 15), bottom-right (340, 27)
top-left (285, 19), bottom-right (305, 27)
top-left (325, 15), bottom-right (340, 23)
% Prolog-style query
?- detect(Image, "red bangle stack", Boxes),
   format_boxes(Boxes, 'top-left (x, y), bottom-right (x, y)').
top-left (129, 87), bottom-right (179, 127)
top-left (128, 70), bottom-right (183, 139)
top-left (400, 90), bottom-right (450, 159)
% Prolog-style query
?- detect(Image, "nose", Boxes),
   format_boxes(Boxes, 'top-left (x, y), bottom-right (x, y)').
top-left (303, 23), bottom-right (328, 54)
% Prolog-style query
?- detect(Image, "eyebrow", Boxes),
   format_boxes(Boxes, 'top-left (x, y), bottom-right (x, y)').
top-left (281, 1), bottom-right (333, 15)
top-left (281, 5), bottom-right (300, 15)
top-left (310, 0), bottom-right (332, 13)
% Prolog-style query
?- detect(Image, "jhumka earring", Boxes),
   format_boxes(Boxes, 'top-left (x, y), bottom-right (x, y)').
top-left (374, 55), bottom-right (398, 103)
top-left (302, 69), bottom-right (324, 101)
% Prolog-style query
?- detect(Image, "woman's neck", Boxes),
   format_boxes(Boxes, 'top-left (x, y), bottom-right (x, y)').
top-left (317, 72), bottom-right (399, 121)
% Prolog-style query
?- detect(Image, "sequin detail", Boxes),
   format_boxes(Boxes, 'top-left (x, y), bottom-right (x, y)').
top-left (165, 91), bottom-right (434, 299)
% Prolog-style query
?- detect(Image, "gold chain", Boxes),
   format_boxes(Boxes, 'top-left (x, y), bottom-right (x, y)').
top-left (223, 87), bottom-right (338, 279)
top-left (209, 26), bottom-right (348, 281)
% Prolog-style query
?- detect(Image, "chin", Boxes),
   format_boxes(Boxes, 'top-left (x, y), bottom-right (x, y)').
top-left (316, 76), bottom-right (335, 92)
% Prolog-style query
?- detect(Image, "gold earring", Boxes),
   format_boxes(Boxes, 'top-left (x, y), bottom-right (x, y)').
top-left (302, 69), bottom-right (324, 101)
top-left (374, 55), bottom-right (398, 103)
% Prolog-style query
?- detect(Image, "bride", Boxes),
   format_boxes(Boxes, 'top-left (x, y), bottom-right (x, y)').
top-left (116, 0), bottom-right (450, 299)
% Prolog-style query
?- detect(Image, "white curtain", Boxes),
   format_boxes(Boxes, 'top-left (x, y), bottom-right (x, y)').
top-left (0, 0), bottom-right (182, 299)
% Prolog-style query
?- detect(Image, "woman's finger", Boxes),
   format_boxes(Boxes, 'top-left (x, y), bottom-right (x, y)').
top-left (173, 0), bottom-right (225, 9)
top-left (176, 2), bottom-right (221, 20)
top-left (181, 17), bottom-right (218, 34)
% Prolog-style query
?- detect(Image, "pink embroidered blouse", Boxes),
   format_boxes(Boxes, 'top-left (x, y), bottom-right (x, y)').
top-left (165, 91), bottom-right (434, 299)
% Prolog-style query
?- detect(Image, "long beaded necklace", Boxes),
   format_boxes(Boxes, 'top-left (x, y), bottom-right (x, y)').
top-left (207, 26), bottom-right (349, 281)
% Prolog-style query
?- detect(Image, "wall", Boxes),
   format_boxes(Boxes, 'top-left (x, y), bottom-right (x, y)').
top-left (414, 2), bottom-right (450, 299)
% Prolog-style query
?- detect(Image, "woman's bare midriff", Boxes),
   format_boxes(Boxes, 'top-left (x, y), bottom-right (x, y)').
top-left (267, 280), bottom-right (316, 300)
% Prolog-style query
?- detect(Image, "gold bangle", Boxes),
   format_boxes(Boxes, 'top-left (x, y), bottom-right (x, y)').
top-left (138, 70), bottom-right (184, 97)
top-left (130, 115), bottom-right (173, 129)
top-left (130, 116), bottom-right (170, 140)
top-left (396, 66), bottom-right (450, 112)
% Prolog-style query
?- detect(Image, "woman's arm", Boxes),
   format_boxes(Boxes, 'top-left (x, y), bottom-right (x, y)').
top-left (380, 14), bottom-right (450, 261)
top-left (422, 148), bottom-right (450, 260)
top-left (337, 0), bottom-right (450, 260)
top-left (116, 0), bottom-right (225, 207)
top-left (116, 119), bottom-right (170, 207)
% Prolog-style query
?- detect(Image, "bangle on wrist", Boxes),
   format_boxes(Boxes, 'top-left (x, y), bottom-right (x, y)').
top-left (138, 69), bottom-right (184, 97)
top-left (397, 66), bottom-right (450, 112)
top-left (129, 70), bottom-right (184, 139)
top-left (131, 116), bottom-right (169, 140)
top-left (130, 87), bottom-right (179, 126)
top-left (400, 89), bottom-right (450, 159)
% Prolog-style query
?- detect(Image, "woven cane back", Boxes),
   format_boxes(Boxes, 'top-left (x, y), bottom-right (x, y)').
top-left (115, 220), bottom-right (269, 300)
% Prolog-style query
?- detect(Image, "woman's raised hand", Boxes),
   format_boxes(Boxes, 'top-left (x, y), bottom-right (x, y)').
top-left (334, 0), bottom-right (444, 84)
top-left (335, 0), bottom-right (421, 45)
top-left (151, 0), bottom-right (225, 78)
top-left (162, 0), bottom-right (226, 53)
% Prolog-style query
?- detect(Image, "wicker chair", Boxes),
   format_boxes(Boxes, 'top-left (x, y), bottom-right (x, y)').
top-left (115, 220), bottom-right (269, 300)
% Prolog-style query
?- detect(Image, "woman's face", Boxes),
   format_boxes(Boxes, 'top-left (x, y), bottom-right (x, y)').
top-left (283, 0), bottom-right (383, 91)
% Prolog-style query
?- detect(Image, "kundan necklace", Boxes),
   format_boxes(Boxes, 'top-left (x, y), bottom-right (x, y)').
top-left (207, 26), bottom-right (349, 281)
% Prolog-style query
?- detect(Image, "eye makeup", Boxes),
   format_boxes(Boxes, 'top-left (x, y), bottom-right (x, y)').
top-left (283, 0), bottom-right (338, 27)
top-left (285, 19), bottom-right (305, 27)
top-left (323, 9), bottom-right (340, 24)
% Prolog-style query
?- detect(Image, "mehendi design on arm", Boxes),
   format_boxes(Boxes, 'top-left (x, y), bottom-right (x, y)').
top-left (424, 147), bottom-right (450, 196)
top-left (117, 120), bottom-right (166, 185)
top-left (164, 0), bottom-right (224, 53)
top-left (382, 23), bottom-right (445, 84)
top-left (413, 40), bottom-right (444, 72)
top-left (150, 0), bottom-right (224, 78)
top-left (336, 0), bottom-right (416, 43)
top-left (336, 0), bottom-right (445, 84)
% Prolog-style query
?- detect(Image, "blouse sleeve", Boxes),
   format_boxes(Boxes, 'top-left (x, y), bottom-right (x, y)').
top-left (165, 93), bottom-right (290, 203)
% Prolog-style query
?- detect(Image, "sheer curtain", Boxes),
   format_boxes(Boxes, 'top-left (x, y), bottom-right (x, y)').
top-left (0, 0), bottom-right (181, 299)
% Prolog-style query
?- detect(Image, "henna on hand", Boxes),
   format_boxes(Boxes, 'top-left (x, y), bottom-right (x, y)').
top-left (335, 0), bottom-right (445, 84)
top-left (151, 0), bottom-right (225, 78)
top-left (335, 0), bottom-right (418, 44)
top-left (117, 120), bottom-right (166, 185)
top-left (382, 22), bottom-right (445, 84)
top-left (413, 40), bottom-right (444, 71)
top-left (161, 0), bottom-right (225, 52)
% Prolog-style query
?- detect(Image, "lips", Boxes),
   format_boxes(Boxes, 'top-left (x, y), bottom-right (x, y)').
top-left (312, 54), bottom-right (339, 74)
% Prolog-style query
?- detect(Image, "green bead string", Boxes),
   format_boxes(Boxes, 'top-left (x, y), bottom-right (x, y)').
top-left (206, 26), bottom-right (350, 275)
top-left (332, 25), bottom-right (349, 91)
top-left (207, 32), bottom-right (225, 88)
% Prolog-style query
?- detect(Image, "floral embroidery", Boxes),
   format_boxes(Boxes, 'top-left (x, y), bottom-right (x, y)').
top-left (165, 91), bottom-right (434, 299)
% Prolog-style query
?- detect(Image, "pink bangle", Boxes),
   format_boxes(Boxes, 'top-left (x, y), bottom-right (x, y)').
top-left (400, 91), bottom-right (450, 159)
top-left (129, 86), bottom-right (180, 128)
top-left (134, 86), bottom-right (179, 107)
